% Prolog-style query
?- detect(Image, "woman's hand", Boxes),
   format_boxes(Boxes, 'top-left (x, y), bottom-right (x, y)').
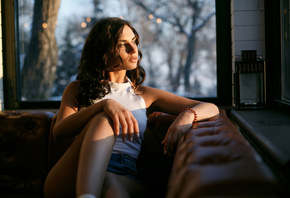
top-left (103, 99), bottom-right (139, 142)
top-left (162, 111), bottom-right (195, 156)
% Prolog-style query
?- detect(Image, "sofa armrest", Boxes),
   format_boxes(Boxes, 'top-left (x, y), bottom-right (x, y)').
top-left (0, 111), bottom-right (54, 195)
top-left (167, 109), bottom-right (282, 198)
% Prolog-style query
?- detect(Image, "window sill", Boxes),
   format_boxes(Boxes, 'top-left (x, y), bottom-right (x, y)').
top-left (230, 108), bottom-right (290, 179)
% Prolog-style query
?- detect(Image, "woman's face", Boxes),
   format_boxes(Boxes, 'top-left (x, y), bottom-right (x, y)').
top-left (116, 25), bottom-right (139, 70)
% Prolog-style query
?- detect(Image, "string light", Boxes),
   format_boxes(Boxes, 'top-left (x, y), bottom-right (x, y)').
top-left (86, 17), bottom-right (91, 22)
top-left (148, 14), bottom-right (153, 20)
top-left (42, 23), bottom-right (48, 29)
top-left (156, 18), bottom-right (162, 23)
top-left (81, 22), bottom-right (87, 28)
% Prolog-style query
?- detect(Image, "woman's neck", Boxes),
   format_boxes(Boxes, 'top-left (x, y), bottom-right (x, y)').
top-left (109, 71), bottom-right (127, 83)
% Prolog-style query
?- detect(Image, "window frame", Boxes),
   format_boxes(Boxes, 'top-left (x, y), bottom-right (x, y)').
top-left (265, 0), bottom-right (290, 110)
top-left (2, 0), bottom-right (232, 110)
top-left (280, 0), bottom-right (290, 104)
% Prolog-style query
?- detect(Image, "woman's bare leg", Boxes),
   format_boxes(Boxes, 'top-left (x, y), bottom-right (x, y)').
top-left (101, 172), bottom-right (146, 198)
top-left (76, 113), bottom-right (116, 197)
top-left (44, 112), bottom-right (115, 198)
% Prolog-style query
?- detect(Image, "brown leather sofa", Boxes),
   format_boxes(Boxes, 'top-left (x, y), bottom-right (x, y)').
top-left (0, 109), bottom-right (286, 198)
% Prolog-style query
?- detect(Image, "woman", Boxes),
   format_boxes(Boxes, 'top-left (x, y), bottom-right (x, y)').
top-left (44, 17), bottom-right (219, 198)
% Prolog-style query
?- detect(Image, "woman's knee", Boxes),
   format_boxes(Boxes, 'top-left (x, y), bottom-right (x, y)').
top-left (86, 112), bottom-right (115, 138)
top-left (91, 112), bottom-right (114, 128)
top-left (91, 111), bottom-right (113, 124)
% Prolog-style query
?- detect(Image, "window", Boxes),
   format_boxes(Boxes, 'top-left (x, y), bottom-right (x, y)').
top-left (264, 0), bottom-right (290, 109)
top-left (281, 0), bottom-right (290, 103)
top-left (2, 0), bottom-right (231, 109)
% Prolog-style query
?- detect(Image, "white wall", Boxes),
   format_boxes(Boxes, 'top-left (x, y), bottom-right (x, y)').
top-left (231, 0), bottom-right (265, 60)
top-left (231, 0), bottom-right (265, 104)
top-left (0, 2), bottom-right (3, 111)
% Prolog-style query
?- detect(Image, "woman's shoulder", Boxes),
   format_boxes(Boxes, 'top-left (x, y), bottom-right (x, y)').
top-left (136, 85), bottom-right (189, 106)
top-left (66, 81), bottom-right (80, 91)
top-left (54, 81), bottom-right (81, 113)
top-left (136, 85), bottom-right (165, 108)
top-left (137, 85), bottom-right (168, 96)
top-left (62, 81), bottom-right (80, 98)
top-left (137, 85), bottom-right (156, 92)
top-left (136, 85), bottom-right (153, 96)
top-left (67, 80), bottom-right (80, 87)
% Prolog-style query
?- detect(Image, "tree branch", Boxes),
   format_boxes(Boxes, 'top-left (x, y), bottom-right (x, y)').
top-left (133, 0), bottom-right (189, 36)
top-left (191, 11), bottom-right (215, 32)
top-left (133, 0), bottom-right (215, 37)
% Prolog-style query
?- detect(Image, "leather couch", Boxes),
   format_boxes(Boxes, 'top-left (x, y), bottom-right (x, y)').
top-left (0, 110), bottom-right (285, 198)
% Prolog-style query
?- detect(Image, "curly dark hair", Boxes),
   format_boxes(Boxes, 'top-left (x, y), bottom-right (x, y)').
top-left (76, 17), bottom-right (146, 108)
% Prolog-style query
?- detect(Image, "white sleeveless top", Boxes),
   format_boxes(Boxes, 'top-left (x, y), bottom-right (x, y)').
top-left (92, 80), bottom-right (147, 159)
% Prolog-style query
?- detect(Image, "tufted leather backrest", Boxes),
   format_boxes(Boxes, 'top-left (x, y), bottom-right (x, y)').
top-left (0, 111), bottom-right (54, 194)
top-left (167, 109), bottom-right (281, 198)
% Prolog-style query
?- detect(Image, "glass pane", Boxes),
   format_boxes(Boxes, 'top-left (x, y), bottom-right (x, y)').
top-left (18, 0), bottom-right (217, 101)
top-left (239, 73), bottom-right (263, 105)
top-left (282, 0), bottom-right (290, 102)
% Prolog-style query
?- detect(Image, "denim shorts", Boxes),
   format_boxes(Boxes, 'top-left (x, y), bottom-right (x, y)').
top-left (107, 153), bottom-right (139, 181)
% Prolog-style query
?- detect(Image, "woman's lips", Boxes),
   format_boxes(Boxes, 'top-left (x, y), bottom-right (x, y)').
top-left (129, 57), bottom-right (138, 62)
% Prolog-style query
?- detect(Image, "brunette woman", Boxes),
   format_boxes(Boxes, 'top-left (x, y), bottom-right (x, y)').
top-left (44, 17), bottom-right (219, 198)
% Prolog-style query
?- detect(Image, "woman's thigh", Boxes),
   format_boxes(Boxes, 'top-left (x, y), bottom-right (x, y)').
top-left (101, 172), bottom-right (146, 198)
top-left (44, 112), bottom-right (115, 198)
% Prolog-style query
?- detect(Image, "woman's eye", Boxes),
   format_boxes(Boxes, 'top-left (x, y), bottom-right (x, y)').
top-left (118, 41), bottom-right (137, 49)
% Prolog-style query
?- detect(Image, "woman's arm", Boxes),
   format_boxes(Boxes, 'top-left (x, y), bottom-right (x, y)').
top-left (139, 86), bottom-right (219, 119)
top-left (52, 81), bottom-right (104, 141)
top-left (138, 86), bottom-right (219, 155)
top-left (53, 81), bottom-right (139, 142)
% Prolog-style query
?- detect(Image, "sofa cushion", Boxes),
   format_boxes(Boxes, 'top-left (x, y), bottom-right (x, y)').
top-left (137, 112), bottom-right (176, 198)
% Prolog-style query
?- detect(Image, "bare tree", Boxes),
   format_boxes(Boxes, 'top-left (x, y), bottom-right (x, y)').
top-left (134, 15), bottom-right (163, 88)
top-left (53, 20), bottom-right (80, 97)
top-left (133, 0), bottom-right (215, 91)
top-left (157, 32), bottom-right (186, 92)
top-left (22, 0), bottom-right (61, 100)
top-left (92, 0), bottom-right (103, 13)
top-left (18, 0), bottom-right (33, 54)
